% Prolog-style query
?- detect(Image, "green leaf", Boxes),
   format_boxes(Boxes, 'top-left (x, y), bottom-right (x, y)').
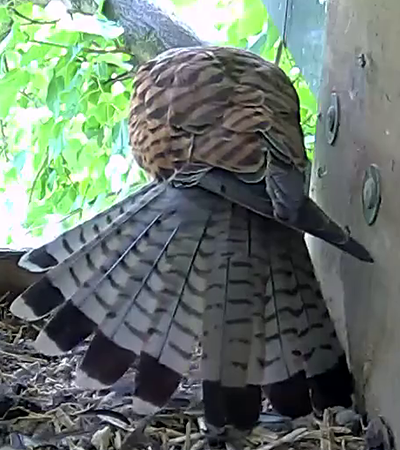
top-left (96, 52), bottom-right (133, 70)
top-left (0, 30), bottom-right (13, 55)
top-left (47, 169), bottom-right (57, 191)
top-left (37, 118), bottom-right (55, 151)
top-left (62, 88), bottom-right (80, 119)
top-left (97, 127), bottom-right (104, 147)
top-left (227, 20), bottom-right (240, 46)
top-left (112, 119), bottom-right (129, 155)
top-left (247, 31), bottom-right (267, 55)
top-left (265, 16), bottom-right (280, 51)
top-left (87, 89), bottom-right (101, 105)
top-left (18, 95), bottom-right (29, 108)
top-left (46, 74), bottom-right (64, 116)
top-left (49, 120), bottom-right (67, 159)
top-left (0, 69), bottom-right (30, 118)
top-left (64, 62), bottom-right (81, 87)
top-left (297, 82), bottom-right (317, 113)
top-left (170, 0), bottom-right (198, 7)
top-left (54, 186), bottom-right (77, 214)
top-left (92, 102), bottom-right (111, 124)
top-left (4, 167), bottom-right (17, 184)
top-left (14, 2), bottom-right (33, 18)
top-left (20, 44), bottom-right (46, 66)
top-left (63, 138), bottom-right (83, 167)
top-left (4, 50), bottom-right (21, 68)
top-left (0, 6), bottom-right (9, 23)
top-left (82, 115), bottom-right (101, 139)
top-left (28, 70), bottom-right (49, 93)
top-left (237, 0), bottom-right (267, 40)
top-left (48, 30), bottom-right (80, 46)
top-left (94, 61), bottom-right (109, 79)
top-left (12, 150), bottom-right (27, 171)
top-left (25, 203), bottom-right (51, 229)
top-left (38, 170), bottom-right (48, 200)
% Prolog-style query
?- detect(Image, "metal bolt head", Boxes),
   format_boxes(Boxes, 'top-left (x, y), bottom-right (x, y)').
top-left (327, 106), bottom-right (336, 132)
top-left (357, 53), bottom-right (367, 68)
top-left (363, 177), bottom-right (377, 209)
top-left (325, 92), bottom-right (340, 145)
top-left (362, 164), bottom-right (381, 225)
top-left (317, 165), bottom-right (327, 178)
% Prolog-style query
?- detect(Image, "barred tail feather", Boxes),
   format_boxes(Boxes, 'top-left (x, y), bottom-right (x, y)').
top-left (11, 181), bottom-right (169, 320)
top-left (11, 183), bottom-right (237, 414)
top-left (18, 182), bottom-right (158, 272)
top-left (10, 179), bottom-right (351, 420)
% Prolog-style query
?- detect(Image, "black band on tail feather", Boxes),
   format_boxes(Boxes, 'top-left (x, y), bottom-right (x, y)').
top-left (264, 354), bottom-right (354, 418)
top-left (263, 371), bottom-right (313, 418)
top-left (134, 353), bottom-right (182, 407)
top-left (79, 331), bottom-right (137, 386)
top-left (20, 278), bottom-right (65, 318)
top-left (42, 302), bottom-right (95, 352)
top-left (203, 381), bottom-right (262, 430)
top-left (308, 354), bottom-right (354, 412)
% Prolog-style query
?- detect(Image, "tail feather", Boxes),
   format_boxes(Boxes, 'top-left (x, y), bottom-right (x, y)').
top-left (143, 217), bottom-right (214, 374)
top-left (133, 353), bottom-right (182, 407)
top-left (34, 302), bottom-right (95, 354)
top-left (77, 331), bottom-right (137, 388)
top-left (281, 231), bottom-right (343, 377)
top-left (257, 235), bottom-right (305, 383)
top-left (19, 182), bottom-right (158, 272)
top-left (12, 183), bottom-right (232, 408)
top-left (201, 206), bottom-right (256, 387)
top-left (11, 182), bottom-right (168, 321)
top-left (10, 179), bottom-right (351, 421)
top-left (258, 228), bottom-right (344, 385)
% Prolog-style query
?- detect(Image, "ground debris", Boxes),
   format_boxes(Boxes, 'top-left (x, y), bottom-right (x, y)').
top-left (0, 299), bottom-right (373, 450)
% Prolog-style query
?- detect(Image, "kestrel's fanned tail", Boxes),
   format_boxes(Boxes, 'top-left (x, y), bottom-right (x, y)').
top-left (12, 175), bottom-right (351, 423)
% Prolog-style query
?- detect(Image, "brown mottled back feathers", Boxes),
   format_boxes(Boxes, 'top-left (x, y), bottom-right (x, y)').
top-left (129, 46), bottom-right (307, 182)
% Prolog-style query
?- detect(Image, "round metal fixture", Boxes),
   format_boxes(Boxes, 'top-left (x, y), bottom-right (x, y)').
top-left (362, 164), bottom-right (381, 226)
top-left (325, 92), bottom-right (340, 145)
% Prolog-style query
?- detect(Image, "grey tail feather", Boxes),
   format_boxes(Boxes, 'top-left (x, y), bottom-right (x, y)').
top-left (10, 181), bottom-right (250, 415)
top-left (18, 181), bottom-right (159, 273)
top-left (10, 175), bottom-right (352, 421)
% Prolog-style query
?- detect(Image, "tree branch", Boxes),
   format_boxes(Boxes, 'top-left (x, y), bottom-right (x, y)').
top-left (103, 0), bottom-right (204, 63)
top-left (3, 0), bottom-right (205, 65)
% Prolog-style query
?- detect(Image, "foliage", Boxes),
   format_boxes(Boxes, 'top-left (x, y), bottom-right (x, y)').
top-left (0, 0), bottom-right (317, 247)
top-left (0, 2), bottom-right (146, 246)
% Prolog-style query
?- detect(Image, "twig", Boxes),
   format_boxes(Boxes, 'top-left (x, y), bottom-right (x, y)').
top-left (20, 90), bottom-right (43, 108)
top-left (10, 7), bottom-right (59, 25)
top-left (28, 150), bottom-right (49, 203)
top-left (105, 70), bottom-right (135, 84)
top-left (61, 155), bottom-right (79, 196)
top-left (275, 0), bottom-right (290, 66)
top-left (30, 39), bottom-right (134, 56)
top-left (257, 427), bottom-right (308, 450)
